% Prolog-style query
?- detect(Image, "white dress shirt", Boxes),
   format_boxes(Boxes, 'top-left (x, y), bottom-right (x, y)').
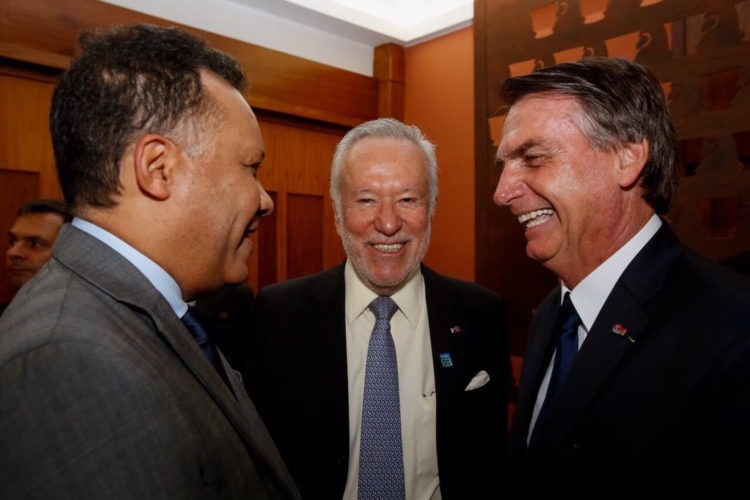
top-left (342, 259), bottom-right (441, 500)
top-left (528, 214), bottom-right (663, 442)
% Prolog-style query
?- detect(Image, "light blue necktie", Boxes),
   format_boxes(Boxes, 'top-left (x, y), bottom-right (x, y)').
top-left (358, 296), bottom-right (405, 500)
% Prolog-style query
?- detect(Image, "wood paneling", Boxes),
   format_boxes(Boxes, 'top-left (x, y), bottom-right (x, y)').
top-left (287, 194), bottom-right (324, 280)
top-left (0, 73), bottom-right (60, 199)
top-left (0, 0), bottom-right (378, 127)
top-left (256, 115), bottom-right (348, 284)
top-left (375, 43), bottom-right (406, 120)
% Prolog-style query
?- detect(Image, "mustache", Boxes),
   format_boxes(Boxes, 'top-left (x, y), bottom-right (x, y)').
top-left (362, 234), bottom-right (413, 245)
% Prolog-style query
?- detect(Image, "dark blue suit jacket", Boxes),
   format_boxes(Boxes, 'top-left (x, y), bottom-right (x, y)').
top-left (245, 262), bottom-right (511, 499)
top-left (509, 223), bottom-right (750, 495)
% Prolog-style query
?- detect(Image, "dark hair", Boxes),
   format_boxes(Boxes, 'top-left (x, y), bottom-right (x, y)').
top-left (17, 199), bottom-right (73, 222)
top-left (499, 56), bottom-right (677, 215)
top-left (50, 23), bottom-right (247, 209)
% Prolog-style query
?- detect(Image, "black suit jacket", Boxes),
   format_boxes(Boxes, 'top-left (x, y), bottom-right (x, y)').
top-left (509, 223), bottom-right (750, 495)
top-left (246, 262), bottom-right (511, 499)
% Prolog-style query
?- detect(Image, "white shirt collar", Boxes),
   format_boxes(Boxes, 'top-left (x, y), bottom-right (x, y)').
top-left (565, 214), bottom-right (662, 330)
top-left (343, 259), bottom-right (423, 328)
top-left (72, 217), bottom-right (188, 317)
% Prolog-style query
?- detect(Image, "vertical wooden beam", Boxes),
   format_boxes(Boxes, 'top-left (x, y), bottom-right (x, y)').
top-left (374, 43), bottom-right (405, 120)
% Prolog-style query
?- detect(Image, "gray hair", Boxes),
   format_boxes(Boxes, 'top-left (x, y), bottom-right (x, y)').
top-left (330, 117), bottom-right (438, 220)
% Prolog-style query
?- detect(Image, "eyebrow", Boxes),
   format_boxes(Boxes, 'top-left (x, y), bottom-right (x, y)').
top-left (495, 139), bottom-right (542, 168)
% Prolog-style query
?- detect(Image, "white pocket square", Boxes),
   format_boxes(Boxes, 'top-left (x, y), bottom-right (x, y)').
top-left (464, 370), bottom-right (490, 391)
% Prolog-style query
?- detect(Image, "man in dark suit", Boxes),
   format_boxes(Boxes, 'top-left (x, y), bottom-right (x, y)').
top-left (246, 118), bottom-right (511, 499)
top-left (0, 24), bottom-right (300, 499)
top-left (493, 56), bottom-right (750, 495)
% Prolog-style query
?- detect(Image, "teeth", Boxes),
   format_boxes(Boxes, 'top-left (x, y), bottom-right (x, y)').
top-left (374, 244), bottom-right (403, 252)
top-left (518, 209), bottom-right (554, 228)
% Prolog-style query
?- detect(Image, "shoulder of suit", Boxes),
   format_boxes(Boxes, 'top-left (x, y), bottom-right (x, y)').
top-left (422, 265), bottom-right (504, 301)
top-left (257, 263), bottom-right (344, 297)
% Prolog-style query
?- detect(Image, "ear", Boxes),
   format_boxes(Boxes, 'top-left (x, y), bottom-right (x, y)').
top-left (616, 139), bottom-right (648, 189)
top-left (133, 134), bottom-right (178, 201)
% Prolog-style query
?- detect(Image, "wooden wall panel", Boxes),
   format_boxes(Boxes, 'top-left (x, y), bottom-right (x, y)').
top-left (0, 73), bottom-right (60, 199)
top-left (287, 194), bottom-right (324, 280)
top-left (375, 43), bottom-right (406, 120)
top-left (0, 170), bottom-right (39, 304)
top-left (256, 116), bottom-right (348, 283)
top-left (0, 0), bottom-right (378, 128)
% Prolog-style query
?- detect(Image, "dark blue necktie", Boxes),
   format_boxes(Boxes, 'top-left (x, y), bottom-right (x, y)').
top-left (536, 292), bottom-right (580, 428)
top-left (359, 296), bottom-right (405, 500)
top-left (181, 306), bottom-right (231, 389)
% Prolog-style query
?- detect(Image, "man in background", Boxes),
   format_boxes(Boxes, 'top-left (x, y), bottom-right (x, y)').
top-left (247, 117), bottom-right (511, 499)
top-left (494, 56), bottom-right (750, 495)
top-left (0, 24), bottom-right (299, 499)
top-left (2, 199), bottom-right (72, 315)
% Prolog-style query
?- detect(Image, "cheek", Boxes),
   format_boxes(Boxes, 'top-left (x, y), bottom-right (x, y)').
top-left (342, 212), bottom-right (372, 235)
top-left (403, 211), bottom-right (429, 232)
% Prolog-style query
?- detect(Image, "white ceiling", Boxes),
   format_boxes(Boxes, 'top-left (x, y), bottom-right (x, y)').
top-left (100, 0), bottom-right (474, 77)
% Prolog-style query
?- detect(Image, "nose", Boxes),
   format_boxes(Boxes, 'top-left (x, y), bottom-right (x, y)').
top-left (493, 165), bottom-right (525, 207)
top-left (257, 183), bottom-right (274, 217)
top-left (373, 201), bottom-right (402, 236)
top-left (7, 241), bottom-right (23, 260)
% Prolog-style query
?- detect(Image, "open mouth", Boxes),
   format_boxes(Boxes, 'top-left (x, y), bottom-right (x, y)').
top-left (373, 243), bottom-right (404, 253)
top-left (518, 208), bottom-right (554, 229)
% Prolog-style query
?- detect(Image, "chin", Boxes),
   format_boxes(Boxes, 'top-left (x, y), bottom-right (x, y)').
top-left (224, 267), bottom-right (249, 286)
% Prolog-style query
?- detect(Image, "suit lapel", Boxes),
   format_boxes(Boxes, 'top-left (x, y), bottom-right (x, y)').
top-left (527, 223), bottom-right (685, 451)
top-left (422, 266), bottom-right (464, 415)
top-left (306, 264), bottom-right (351, 453)
top-left (528, 282), bottom-right (649, 450)
top-left (510, 287), bottom-right (561, 452)
top-left (54, 225), bottom-right (300, 498)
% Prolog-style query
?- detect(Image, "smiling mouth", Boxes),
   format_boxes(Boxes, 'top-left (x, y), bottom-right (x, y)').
top-left (244, 220), bottom-right (259, 237)
top-left (373, 243), bottom-right (404, 252)
top-left (518, 208), bottom-right (554, 229)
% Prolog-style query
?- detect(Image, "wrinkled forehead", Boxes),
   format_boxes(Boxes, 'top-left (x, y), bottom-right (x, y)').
top-left (497, 94), bottom-right (585, 157)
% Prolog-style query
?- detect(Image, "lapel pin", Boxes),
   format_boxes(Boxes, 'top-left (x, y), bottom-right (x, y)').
top-left (450, 325), bottom-right (462, 334)
top-left (612, 324), bottom-right (636, 343)
top-left (439, 353), bottom-right (454, 367)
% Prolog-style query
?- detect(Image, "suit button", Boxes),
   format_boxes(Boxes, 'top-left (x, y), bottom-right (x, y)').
top-left (336, 455), bottom-right (348, 467)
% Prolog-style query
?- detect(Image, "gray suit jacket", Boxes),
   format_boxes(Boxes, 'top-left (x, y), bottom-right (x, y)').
top-left (0, 224), bottom-right (301, 500)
